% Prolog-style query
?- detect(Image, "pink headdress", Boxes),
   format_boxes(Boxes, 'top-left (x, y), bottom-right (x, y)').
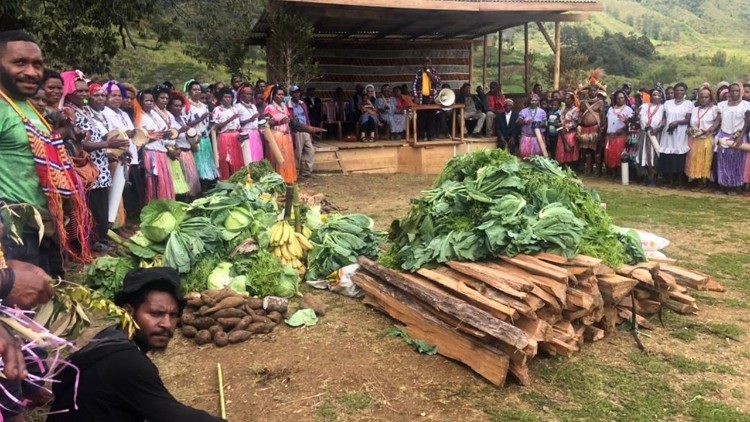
top-left (59, 69), bottom-right (86, 107)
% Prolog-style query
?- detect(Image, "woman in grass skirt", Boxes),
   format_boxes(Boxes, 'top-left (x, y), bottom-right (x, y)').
top-left (212, 87), bottom-right (244, 180)
top-left (185, 81), bottom-right (218, 190)
top-left (137, 89), bottom-right (175, 201)
top-left (685, 86), bottom-right (719, 190)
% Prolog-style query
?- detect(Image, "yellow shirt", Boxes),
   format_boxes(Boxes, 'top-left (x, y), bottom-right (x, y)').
top-left (421, 72), bottom-right (431, 97)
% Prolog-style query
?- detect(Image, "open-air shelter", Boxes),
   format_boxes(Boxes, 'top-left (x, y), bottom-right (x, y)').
top-left (253, 0), bottom-right (602, 174)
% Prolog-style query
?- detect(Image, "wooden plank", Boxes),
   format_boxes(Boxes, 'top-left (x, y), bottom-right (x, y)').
top-left (358, 258), bottom-right (537, 359)
top-left (665, 299), bottom-right (698, 315)
top-left (353, 272), bottom-right (509, 386)
top-left (446, 262), bottom-right (528, 300)
top-left (416, 268), bottom-right (519, 320)
top-left (597, 274), bottom-right (638, 305)
top-left (584, 326), bottom-right (605, 342)
top-left (516, 255), bottom-right (576, 282)
top-left (509, 361), bottom-right (531, 387)
top-left (654, 270), bottom-right (688, 293)
top-left (491, 262), bottom-right (567, 305)
top-left (482, 262), bottom-right (537, 291)
top-left (432, 267), bottom-right (538, 319)
top-left (565, 287), bottom-right (595, 311)
top-left (638, 299), bottom-right (662, 315)
top-left (667, 290), bottom-right (697, 306)
top-left (499, 255), bottom-right (570, 284)
top-left (515, 317), bottom-right (552, 343)
top-left (660, 263), bottom-right (710, 290)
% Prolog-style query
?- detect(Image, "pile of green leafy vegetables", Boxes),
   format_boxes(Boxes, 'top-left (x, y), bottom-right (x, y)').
top-left (84, 256), bottom-right (135, 299)
top-left (305, 213), bottom-right (385, 281)
top-left (388, 149), bottom-right (644, 271)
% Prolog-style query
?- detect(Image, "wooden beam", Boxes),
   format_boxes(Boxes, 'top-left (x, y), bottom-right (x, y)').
top-left (469, 40), bottom-right (475, 87)
top-left (482, 35), bottom-right (488, 88)
top-left (553, 21), bottom-right (561, 90)
top-left (371, 22), bottom-right (404, 40)
top-left (524, 23), bottom-right (529, 94)
top-left (333, 20), bottom-right (372, 40)
top-left (536, 22), bottom-right (556, 52)
top-left (409, 23), bottom-right (445, 40)
top-left (497, 30), bottom-right (502, 83)
top-left (282, 0), bottom-right (603, 13)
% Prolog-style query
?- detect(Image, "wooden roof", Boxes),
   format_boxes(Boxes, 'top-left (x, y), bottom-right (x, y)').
top-left (252, 0), bottom-right (600, 42)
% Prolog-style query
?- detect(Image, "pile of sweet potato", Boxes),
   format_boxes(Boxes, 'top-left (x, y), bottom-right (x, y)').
top-left (180, 288), bottom-right (287, 347)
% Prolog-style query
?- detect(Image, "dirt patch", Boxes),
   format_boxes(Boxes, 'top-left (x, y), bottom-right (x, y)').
top-left (151, 174), bottom-right (750, 421)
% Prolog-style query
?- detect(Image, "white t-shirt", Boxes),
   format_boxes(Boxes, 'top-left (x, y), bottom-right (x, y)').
top-left (689, 105), bottom-right (718, 133)
top-left (212, 106), bottom-right (240, 133)
top-left (660, 99), bottom-right (694, 154)
top-left (170, 113), bottom-right (191, 150)
top-left (717, 100), bottom-right (750, 134)
top-left (102, 107), bottom-right (139, 164)
top-left (638, 103), bottom-right (664, 131)
top-left (233, 102), bottom-right (259, 135)
top-left (606, 105), bottom-right (633, 134)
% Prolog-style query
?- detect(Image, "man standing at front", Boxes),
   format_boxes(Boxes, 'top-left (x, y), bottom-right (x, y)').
top-left (48, 267), bottom-right (225, 421)
top-left (412, 58), bottom-right (441, 141)
top-left (288, 86), bottom-right (315, 178)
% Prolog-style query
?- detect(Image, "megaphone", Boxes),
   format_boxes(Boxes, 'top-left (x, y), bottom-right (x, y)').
top-left (436, 88), bottom-right (456, 107)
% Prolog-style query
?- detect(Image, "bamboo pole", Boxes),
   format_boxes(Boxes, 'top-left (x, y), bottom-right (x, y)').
top-left (524, 23), bottom-right (529, 94)
top-left (497, 30), bottom-right (503, 83)
top-left (217, 363), bottom-right (226, 420)
top-left (482, 34), bottom-right (488, 88)
top-left (554, 22), bottom-right (561, 90)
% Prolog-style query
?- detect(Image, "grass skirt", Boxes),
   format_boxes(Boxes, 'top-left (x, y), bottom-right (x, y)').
top-left (685, 135), bottom-right (713, 180)
top-left (194, 136), bottom-right (218, 181)
top-left (143, 149), bottom-right (175, 201)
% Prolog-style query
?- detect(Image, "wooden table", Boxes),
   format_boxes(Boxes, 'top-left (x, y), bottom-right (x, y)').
top-left (405, 104), bottom-right (466, 145)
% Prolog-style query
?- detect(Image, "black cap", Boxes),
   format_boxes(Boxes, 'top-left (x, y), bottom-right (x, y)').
top-left (114, 267), bottom-right (186, 312)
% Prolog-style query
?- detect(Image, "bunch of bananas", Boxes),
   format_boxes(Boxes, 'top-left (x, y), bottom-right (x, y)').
top-left (268, 220), bottom-right (313, 275)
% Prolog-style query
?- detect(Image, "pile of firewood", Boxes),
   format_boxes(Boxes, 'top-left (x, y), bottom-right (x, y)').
top-left (353, 254), bottom-right (723, 387)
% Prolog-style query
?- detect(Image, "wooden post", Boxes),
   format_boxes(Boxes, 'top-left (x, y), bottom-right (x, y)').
top-left (554, 22), bottom-right (561, 90)
top-left (497, 30), bottom-right (503, 84)
top-left (469, 40), bottom-right (474, 88)
top-left (524, 23), bottom-right (529, 94)
top-left (482, 35), bottom-right (488, 88)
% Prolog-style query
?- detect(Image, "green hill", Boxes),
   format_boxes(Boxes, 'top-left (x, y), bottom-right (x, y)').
top-left (474, 0), bottom-right (750, 92)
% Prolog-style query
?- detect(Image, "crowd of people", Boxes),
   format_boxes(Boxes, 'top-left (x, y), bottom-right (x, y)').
top-left (500, 76), bottom-right (750, 195)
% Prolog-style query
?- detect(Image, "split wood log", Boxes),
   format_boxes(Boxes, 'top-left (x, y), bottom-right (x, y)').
top-left (660, 263), bottom-right (710, 290)
top-left (352, 272), bottom-right (510, 386)
top-left (704, 277), bottom-right (726, 292)
top-left (416, 268), bottom-right (520, 320)
top-left (597, 274), bottom-right (638, 305)
top-left (446, 261), bottom-right (530, 299)
top-left (665, 299), bottom-right (698, 315)
top-left (487, 262), bottom-right (567, 308)
top-left (358, 257), bottom-right (537, 361)
top-left (515, 317), bottom-right (552, 342)
top-left (433, 267), bottom-right (539, 316)
top-left (584, 326), bottom-right (605, 342)
top-left (499, 255), bottom-right (571, 284)
top-left (654, 270), bottom-right (688, 293)
top-left (509, 361), bottom-right (531, 386)
top-left (565, 287), bottom-right (595, 311)
top-left (638, 299), bottom-right (662, 315)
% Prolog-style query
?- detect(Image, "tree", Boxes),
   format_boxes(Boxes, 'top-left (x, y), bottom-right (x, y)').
top-left (711, 50), bottom-right (727, 67)
top-left (265, 3), bottom-right (319, 87)
top-left (0, 0), bottom-right (161, 73)
top-left (166, 0), bottom-right (264, 76)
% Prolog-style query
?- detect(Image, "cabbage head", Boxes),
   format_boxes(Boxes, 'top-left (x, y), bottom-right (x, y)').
top-left (140, 200), bottom-right (187, 243)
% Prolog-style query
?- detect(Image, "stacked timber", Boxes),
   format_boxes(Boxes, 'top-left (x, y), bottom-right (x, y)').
top-left (353, 254), bottom-right (723, 387)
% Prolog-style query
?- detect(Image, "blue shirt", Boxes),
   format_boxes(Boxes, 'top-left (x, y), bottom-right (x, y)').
top-left (291, 102), bottom-right (307, 125)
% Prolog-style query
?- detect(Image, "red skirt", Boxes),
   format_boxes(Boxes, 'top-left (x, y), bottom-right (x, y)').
top-left (604, 133), bottom-right (627, 169)
top-left (217, 131), bottom-right (244, 180)
top-left (555, 130), bottom-right (579, 164)
top-left (143, 149), bottom-right (175, 202)
top-left (268, 131), bottom-right (297, 184)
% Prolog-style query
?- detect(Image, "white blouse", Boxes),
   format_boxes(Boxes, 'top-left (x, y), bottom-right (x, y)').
top-left (660, 99), bottom-right (694, 154)
top-left (212, 106), bottom-right (240, 133)
top-left (187, 100), bottom-right (210, 137)
top-left (638, 103), bottom-right (664, 131)
top-left (717, 100), bottom-right (750, 134)
top-left (139, 110), bottom-right (171, 152)
top-left (689, 105), bottom-right (718, 133)
top-left (606, 105), bottom-right (633, 134)
top-left (233, 102), bottom-right (259, 135)
top-left (102, 107), bottom-right (139, 164)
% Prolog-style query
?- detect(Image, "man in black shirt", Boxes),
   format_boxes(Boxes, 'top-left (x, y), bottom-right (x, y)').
top-left (48, 268), bottom-right (224, 422)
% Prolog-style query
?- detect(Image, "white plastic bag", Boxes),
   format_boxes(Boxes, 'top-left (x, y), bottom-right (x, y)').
top-left (304, 264), bottom-right (363, 298)
top-left (623, 228), bottom-right (670, 251)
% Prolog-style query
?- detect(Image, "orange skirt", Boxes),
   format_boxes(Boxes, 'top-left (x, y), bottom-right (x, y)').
top-left (269, 131), bottom-right (297, 184)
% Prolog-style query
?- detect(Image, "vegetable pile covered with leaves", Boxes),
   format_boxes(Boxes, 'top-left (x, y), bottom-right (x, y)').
top-left (306, 213), bottom-right (384, 281)
top-left (389, 150), bottom-right (644, 270)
